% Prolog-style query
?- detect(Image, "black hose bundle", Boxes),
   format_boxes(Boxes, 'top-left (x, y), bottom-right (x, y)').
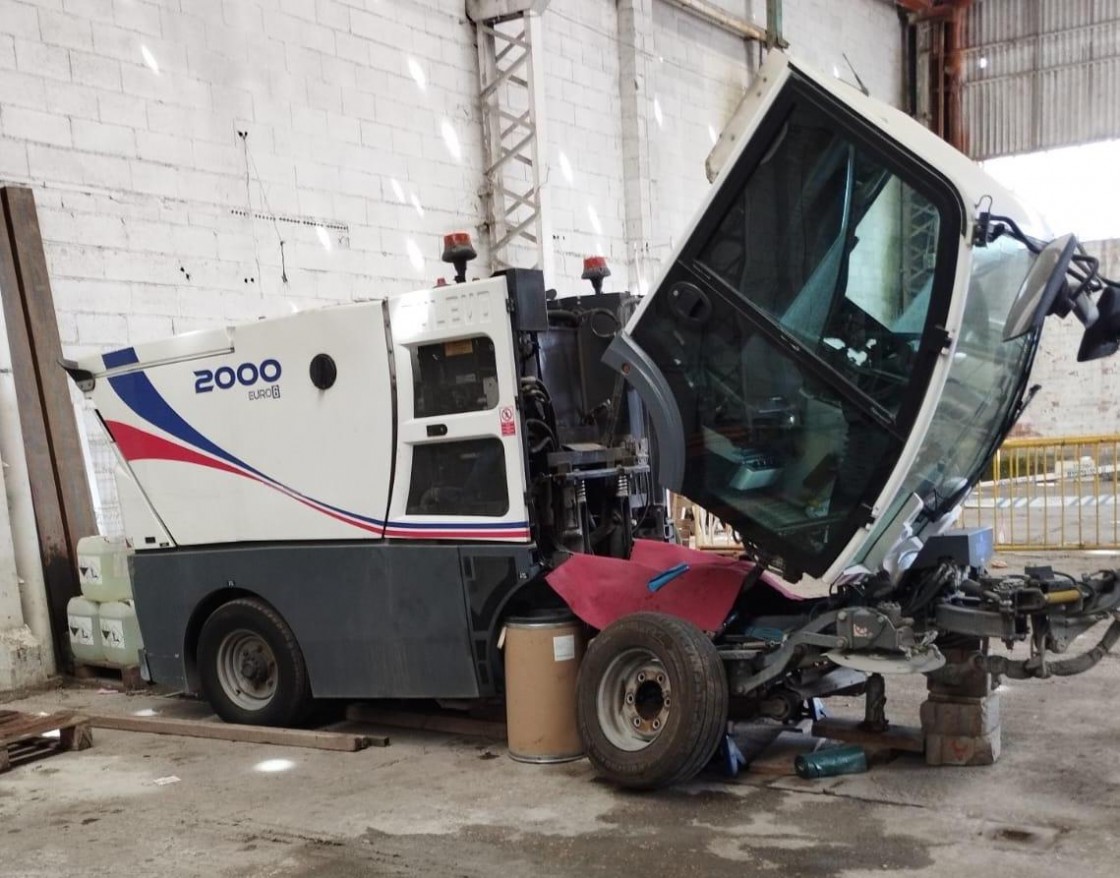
top-left (902, 562), bottom-right (957, 616)
top-left (985, 614), bottom-right (1120, 679)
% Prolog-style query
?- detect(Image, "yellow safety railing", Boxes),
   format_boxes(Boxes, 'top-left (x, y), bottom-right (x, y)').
top-left (961, 434), bottom-right (1120, 551)
top-left (671, 435), bottom-right (1120, 557)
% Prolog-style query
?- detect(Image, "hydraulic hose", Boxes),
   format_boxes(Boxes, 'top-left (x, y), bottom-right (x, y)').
top-left (525, 417), bottom-right (557, 455)
top-left (982, 614), bottom-right (1120, 679)
top-left (546, 309), bottom-right (580, 326)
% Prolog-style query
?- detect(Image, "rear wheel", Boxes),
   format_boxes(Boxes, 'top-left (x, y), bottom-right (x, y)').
top-left (198, 598), bottom-right (310, 726)
top-left (577, 612), bottom-right (728, 789)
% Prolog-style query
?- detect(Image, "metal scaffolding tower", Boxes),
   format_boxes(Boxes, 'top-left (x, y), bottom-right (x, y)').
top-left (902, 189), bottom-right (940, 308)
top-left (468, 0), bottom-right (551, 274)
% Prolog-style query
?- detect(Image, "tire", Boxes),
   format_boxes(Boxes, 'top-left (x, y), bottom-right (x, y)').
top-left (576, 612), bottom-right (728, 790)
top-left (197, 597), bottom-right (311, 727)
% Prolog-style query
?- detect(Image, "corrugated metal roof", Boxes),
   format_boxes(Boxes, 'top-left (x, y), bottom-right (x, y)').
top-left (962, 0), bottom-right (1120, 159)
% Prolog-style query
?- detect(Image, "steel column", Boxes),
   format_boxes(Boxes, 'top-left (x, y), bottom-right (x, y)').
top-left (0, 187), bottom-right (97, 669)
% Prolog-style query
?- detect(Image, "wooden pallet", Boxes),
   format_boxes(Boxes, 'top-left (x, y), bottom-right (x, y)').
top-left (0, 710), bottom-right (93, 774)
top-left (72, 661), bottom-right (145, 691)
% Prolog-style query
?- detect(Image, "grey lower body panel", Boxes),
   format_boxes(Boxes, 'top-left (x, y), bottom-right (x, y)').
top-left (132, 541), bottom-right (540, 700)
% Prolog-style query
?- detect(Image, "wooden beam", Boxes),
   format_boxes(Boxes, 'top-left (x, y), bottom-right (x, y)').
top-left (86, 713), bottom-right (389, 751)
top-left (0, 186), bottom-right (98, 668)
top-left (811, 717), bottom-right (925, 754)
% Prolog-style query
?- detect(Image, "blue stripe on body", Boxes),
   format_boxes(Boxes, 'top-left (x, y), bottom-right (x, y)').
top-left (106, 367), bottom-right (527, 531)
top-left (103, 347), bottom-right (139, 368)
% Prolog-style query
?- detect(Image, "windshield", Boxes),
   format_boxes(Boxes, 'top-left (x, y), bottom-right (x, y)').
top-left (861, 236), bottom-right (1039, 544)
top-left (629, 94), bottom-right (954, 576)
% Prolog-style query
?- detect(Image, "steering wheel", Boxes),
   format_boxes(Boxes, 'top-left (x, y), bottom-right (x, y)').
top-left (669, 282), bottom-right (713, 328)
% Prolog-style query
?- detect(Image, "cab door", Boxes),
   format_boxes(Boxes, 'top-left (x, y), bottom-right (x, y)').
top-left (385, 277), bottom-right (531, 542)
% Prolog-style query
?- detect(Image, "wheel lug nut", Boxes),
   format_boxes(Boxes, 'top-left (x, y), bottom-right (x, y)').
top-left (632, 717), bottom-right (642, 728)
top-left (637, 672), bottom-right (645, 683)
top-left (656, 674), bottom-right (665, 685)
top-left (652, 720), bottom-right (660, 730)
top-left (625, 693), bottom-right (634, 704)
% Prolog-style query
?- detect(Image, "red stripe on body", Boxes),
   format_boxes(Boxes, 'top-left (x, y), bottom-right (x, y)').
top-left (107, 419), bottom-right (245, 477)
top-left (105, 421), bottom-right (526, 540)
top-left (105, 419), bottom-right (385, 536)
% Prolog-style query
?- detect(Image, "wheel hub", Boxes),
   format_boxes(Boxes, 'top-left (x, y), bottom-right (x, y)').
top-left (216, 629), bottom-right (279, 710)
top-left (239, 650), bottom-right (269, 685)
top-left (623, 665), bottom-right (671, 738)
top-left (596, 649), bottom-right (672, 751)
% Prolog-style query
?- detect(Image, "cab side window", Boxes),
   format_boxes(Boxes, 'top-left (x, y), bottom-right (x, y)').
top-left (407, 438), bottom-right (509, 517)
top-left (411, 336), bottom-right (499, 418)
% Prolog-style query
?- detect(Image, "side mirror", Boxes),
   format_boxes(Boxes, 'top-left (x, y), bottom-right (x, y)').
top-left (1003, 234), bottom-right (1077, 342)
top-left (1078, 285), bottom-right (1120, 362)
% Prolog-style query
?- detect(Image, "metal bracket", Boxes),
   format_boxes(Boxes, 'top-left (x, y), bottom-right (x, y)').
top-left (466, 0), bottom-right (549, 24)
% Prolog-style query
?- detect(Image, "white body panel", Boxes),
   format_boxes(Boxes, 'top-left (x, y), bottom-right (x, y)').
top-left (77, 278), bottom-right (531, 549)
top-left (112, 460), bottom-right (174, 549)
top-left (81, 303), bottom-right (396, 545)
top-left (386, 278), bottom-right (530, 541)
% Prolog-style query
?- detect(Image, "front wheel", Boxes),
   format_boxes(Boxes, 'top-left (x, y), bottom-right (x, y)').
top-left (197, 598), bottom-right (311, 726)
top-left (576, 612), bottom-right (728, 789)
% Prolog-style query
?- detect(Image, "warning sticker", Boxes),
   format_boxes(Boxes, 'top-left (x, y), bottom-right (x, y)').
top-left (500, 405), bottom-right (516, 435)
top-left (101, 619), bottom-right (125, 649)
top-left (552, 634), bottom-right (576, 662)
top-left (68, 615), bottom-right (94, 646)
top-left (501, 421), bottom-right (515, 436)
top-left (79, 555), bottom-right (102, 584)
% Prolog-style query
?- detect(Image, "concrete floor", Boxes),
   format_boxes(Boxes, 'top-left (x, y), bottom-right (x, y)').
top-left (3, 554), bottom-right (1119, 878)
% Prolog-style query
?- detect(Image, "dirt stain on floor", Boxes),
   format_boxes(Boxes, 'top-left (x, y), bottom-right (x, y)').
top-left (232, 786), bottom-right (935, 878)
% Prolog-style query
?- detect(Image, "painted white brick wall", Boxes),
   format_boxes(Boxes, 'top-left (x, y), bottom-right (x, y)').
top-left (541, 1), bottom-right (629, 290)
top-left (644, 1), bottom-right (755, 278)
top-left (0, 0), bottom-right (901, 534)
top-left (0, 0), bottom-right (902, 344)
top-left (3, 0), bottom-right (487, 365)
top-left (541, 0), bottom-right (901, 297)
top-left (774, 0), bottom-right (903, 106)
top-left (1015, 238), bottom-right (1120, 438)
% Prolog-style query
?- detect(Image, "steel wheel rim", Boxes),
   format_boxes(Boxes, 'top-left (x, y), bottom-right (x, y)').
top-left (595, 647), bottom-right (672, 752)
top-left (215, 628), bottom-right (278, 711)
